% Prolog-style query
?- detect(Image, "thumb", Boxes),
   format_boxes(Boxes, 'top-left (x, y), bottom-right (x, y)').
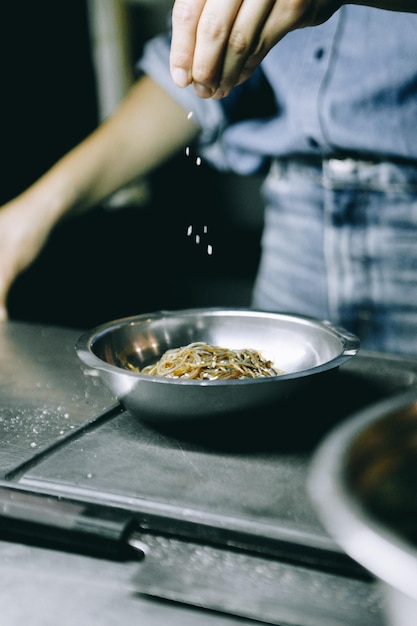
top-left (0, 304), bottom-right (8, 322)
top-left (0, 288), bottom-right (9, 322)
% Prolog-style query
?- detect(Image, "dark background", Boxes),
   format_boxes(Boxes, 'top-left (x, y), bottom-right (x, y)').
top-left (1, 1), bottom-right (263, 329)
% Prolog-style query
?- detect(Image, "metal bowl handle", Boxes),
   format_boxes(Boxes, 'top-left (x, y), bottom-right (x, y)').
top-left (321, 320), bottom-right (361, 357)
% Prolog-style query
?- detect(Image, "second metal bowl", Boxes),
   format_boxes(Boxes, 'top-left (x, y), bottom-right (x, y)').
top-left (309, 388), bottom-right (417, 626)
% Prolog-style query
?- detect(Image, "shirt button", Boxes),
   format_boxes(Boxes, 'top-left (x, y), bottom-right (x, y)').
top-left (308, 137), bottom-right (320, 149)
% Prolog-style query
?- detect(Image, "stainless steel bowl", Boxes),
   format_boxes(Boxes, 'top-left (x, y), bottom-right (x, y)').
top-left (75, 307), bottom-right (359, 421)
top-left (309, 389), bottom-right (417, 626)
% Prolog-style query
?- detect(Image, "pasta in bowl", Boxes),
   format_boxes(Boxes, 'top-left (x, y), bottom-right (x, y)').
top-left (131, 342), bottom-right (284, 380)
top-left (75, 307), bottom-right (359, 421)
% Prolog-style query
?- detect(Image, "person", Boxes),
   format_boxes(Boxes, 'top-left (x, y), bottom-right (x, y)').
top-left (0, 0), bottom-right (416, 356)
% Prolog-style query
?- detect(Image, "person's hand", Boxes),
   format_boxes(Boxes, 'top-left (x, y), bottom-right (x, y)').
top-left (170, 0), bottom-right (342, 99)
top-left (0, 197), bottom-right (54, 321)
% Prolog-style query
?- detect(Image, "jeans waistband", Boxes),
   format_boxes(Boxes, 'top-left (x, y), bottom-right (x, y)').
top-left (269, 156), bottom-right (417, 192)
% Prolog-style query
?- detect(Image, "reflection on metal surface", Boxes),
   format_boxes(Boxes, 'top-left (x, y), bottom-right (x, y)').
top-left (309, 390), bottom-right (417, 626)
top-left (0, 322), bottom-right (116, 477)
top-left (1, 322), bottom-right (417, 625)
top-left (133, 533), bottom-right (383, 626)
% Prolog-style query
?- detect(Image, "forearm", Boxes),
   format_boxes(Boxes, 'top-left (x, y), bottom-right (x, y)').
top-left (22, 74), bottom-right (198, 224)
top-left (0, 74), bottom-right (198, 320)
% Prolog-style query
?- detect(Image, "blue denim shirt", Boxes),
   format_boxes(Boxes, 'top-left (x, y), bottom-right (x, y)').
top-left (138, 5), bottom-right (417, 174)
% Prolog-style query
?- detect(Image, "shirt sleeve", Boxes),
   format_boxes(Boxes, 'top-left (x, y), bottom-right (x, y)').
top-left (136, 34), bottom-right (228, 165)
top-left (136, 33), bottom-right (277, 174)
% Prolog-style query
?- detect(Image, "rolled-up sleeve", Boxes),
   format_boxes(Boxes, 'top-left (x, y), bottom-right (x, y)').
top-left (137, 35), bottom-right (230, 165)
top-left (136, 34), bottom-right (274, 174)
top-left (136, 7), bottom-right (417, 174)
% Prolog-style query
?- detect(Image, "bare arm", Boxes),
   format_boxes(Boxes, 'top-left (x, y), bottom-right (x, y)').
top-left (29, 74), bottom-right (198, 216)
top-left (0, 75), bottom-right (198, 320)
top-left (170, 0), bottom-right (417, 99)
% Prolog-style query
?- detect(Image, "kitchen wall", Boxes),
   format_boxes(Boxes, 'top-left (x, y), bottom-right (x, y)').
top-left (3, 1), bottom-right (263, 329)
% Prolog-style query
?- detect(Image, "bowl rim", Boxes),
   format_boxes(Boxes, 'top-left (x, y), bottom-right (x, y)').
top-left (75, 307), bottom-right (360, 386)
top-left (308, 388), bottom-right (417, 600)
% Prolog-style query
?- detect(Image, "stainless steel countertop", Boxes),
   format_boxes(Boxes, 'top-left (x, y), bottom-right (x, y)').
top-left (0, 321), bottom-right (116, 476)
top-left (0, 321), bottom-right (247, 625)
top-left (0, 538), bottom-right (248, 626)
top-left (1, 320), bottom-right (416, 625)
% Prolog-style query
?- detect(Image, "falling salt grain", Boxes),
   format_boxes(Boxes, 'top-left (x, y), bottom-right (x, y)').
top-left (187, 111), bottom-right (193, 120)
top-left (207, 244), bottom-right (213, 255)
top-left (196, 157), bottom-right (202, 166)
top-left (185, 146), bottom-right (190, 157)
top-left (203, 225), bottom-right (208, 233)
top-left (195, 235), bottom-right (201, 244)
top-left (187, 225), bottom-right (193, 236)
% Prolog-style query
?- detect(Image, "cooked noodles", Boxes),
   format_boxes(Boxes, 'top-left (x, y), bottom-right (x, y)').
top-left (139, 342), bottom-right (284, 380)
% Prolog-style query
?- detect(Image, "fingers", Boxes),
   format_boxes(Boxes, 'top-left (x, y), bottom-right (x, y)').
top-left (0, 303), bottom-right (8, 322)
top-left (170, 0), bottom-right (284, 99)
top-left (0, 200), bottom-right (50, 324)
top-left (212, 0), bottom-right (278, 99)
top-left (170, 0), bottom-right (328, 99)
top-left (170, 0), bottom-right (207, 90)
top-left (0, 281), bottom-right (9, 322)
top-left (186, 0), bottom-right (245, 98)
top-left (171, 0), bottom-right (249, 98)
top-left (171, 0), bottom-right (246, 98)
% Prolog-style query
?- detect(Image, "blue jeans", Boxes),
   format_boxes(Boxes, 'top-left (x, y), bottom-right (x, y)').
top-left (252, 157), bottom-right (417, 356)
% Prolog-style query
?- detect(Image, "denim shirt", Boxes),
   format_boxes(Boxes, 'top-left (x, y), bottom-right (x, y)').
top-left (138, 5), bottom-right (417, 175)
